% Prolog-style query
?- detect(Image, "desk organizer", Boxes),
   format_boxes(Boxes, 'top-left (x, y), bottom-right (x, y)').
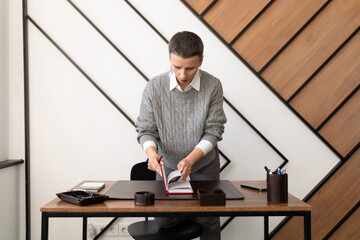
top-left (57, 190), bottom-right (109, 206)
top-left (134, 191), bottom-right (155, 206)
top-left (267, 173), bottom-right (288, 204)
top-left (197, 189), bottom-right (226, 206)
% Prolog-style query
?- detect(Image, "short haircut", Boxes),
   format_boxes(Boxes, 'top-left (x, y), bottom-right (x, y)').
top-left (168, 31), bottom-right (204, 58)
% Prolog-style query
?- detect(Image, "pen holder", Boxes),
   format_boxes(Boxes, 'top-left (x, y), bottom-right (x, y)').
top-left (267, 173), bottom-right (288, 204)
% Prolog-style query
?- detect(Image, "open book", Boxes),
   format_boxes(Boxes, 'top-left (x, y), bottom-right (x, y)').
top-left (160, 162), bottom-right (194, 194)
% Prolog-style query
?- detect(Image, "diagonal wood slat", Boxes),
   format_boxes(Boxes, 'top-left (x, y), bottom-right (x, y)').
top-left (328, 202), bottom-right (360, 240)
top-left (232, 0), bottom-right (327, 72)
top-left (274, 148), bottom-right (360, 239)
top-left (290, 31), bottom-right (360, 129)
top-left (183, 0), bottom-right (360, 238)
top-left (319, 90), bottom-right (360, 157)
top-left (203, 0), bottom-right (270, 43)
top-left (261, 0), bottom-right (360, 100)
top-left (185, 0), bottom-right (213, 15)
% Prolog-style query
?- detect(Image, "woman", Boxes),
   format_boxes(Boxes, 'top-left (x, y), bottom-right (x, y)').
top-left (136, 31), bottom-right (227, 240)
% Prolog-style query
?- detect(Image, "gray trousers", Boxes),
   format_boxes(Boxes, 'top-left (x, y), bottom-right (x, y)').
top-left (155, 149), bottom-right (221, 240)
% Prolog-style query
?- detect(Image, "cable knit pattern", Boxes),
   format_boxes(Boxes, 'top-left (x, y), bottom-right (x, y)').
top-left (136, 70), bottom-right (227, 172)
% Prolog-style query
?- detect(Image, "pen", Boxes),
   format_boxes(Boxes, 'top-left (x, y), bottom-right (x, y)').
top-left (276, 168), bottom-right (281, 175)
top-left (264, 166), bottom-right (273, 174)
top-left (281, 168), bottom-right (287, 175)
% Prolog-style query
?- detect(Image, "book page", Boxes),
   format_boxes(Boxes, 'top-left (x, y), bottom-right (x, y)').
top-left (168, 181), bottom-right (192, 190)
top-left (167, 170), bottom-right (182, 185)
top-left (168, 181), bottom-right (193, 193)
top-left (160, 162), bottom-right (193, 194)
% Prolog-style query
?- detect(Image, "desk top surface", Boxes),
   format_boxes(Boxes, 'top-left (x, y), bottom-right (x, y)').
top-left (41, 181), bottom-right (311, 213)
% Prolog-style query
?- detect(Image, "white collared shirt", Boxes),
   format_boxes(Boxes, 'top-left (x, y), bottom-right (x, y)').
top-left (143, 70), bottom-right (213, 156)
top-left (169, 69), bottom-right (201, 92)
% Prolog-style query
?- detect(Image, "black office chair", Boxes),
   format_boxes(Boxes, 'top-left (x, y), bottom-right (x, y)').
top-left (127, 160), bottom-right (203, 240)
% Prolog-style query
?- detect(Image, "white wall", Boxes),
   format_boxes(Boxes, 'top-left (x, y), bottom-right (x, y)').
top-left (8, 0), bottom-right (26, 238)
top-left (0, 0), bottom-right (9, 160)
top-left (0, 166), bottom-right (21, 240)
top-left (5, 0), bottom-right (341, 239)
top-left (0, 0), bottom-right (12, 239)
top-left (1, 0), bottom-right (24, 239)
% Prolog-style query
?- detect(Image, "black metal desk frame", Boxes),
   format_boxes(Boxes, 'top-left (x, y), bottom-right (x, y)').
top-left (41, 210), bottom-right (311, 240)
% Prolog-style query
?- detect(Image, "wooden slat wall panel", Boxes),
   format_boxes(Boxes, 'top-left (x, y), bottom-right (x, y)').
top-left (203, 0), bottom-right (269, 43)
top-left (319, 91), bottom-right (360, 157)
top-left (290, 31), bottom-right (360, 129)
top-left (329, 206), bottom-right (360, 240)
top-left (274, 149), bottom-right (360, 239)
top-left (185, 0), bottom-right (213, 15)
top-left (183, 0), bottom-right (360, 238)
top-left (232, 0), bottom-right (327, 71)
top-left (262, 0), bottom-right (360, 100)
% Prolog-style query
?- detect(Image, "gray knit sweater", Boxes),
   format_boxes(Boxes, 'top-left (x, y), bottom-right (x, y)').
top-left (135, 70), bottom-right (227, 172)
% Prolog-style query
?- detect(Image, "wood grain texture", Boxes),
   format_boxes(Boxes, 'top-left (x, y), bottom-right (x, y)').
top-left (185, 0), bottom-right (214, 15)
top-left (329, 204), bottom-right (360, 240)
top-left (203, 0), bottom-right (269, 43)
top-left (262, 0), bottom-right (360, 100)
top-left (41, 181), bottom-right (310, 213)
top-left (232, 0), bottom-right (327, 71)
top-left (182, 0), bottom-right (360, 238)
top-left (274, 149), bottom-right (360, 240)
top-left (290, 31), bottom-right (360, 129)
top-left (319, 90), bottom-right (360, 157)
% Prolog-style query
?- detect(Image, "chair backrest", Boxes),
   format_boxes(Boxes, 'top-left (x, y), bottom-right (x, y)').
top-left (130, 160), bottom-right (156, 181)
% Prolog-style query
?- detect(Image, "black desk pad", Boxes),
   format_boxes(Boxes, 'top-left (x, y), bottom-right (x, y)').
top-left (106, 180), bottom-right (244, 200)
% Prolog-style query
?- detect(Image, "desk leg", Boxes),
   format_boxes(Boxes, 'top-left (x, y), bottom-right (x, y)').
top-left (264, 216), bottom-right (269, 240)
top-left (83, 217), bottom-right (87, 240)
top-left (304, 212), bottom-right (311, 240)
top-left (41, 212), bottom-right (49, 240)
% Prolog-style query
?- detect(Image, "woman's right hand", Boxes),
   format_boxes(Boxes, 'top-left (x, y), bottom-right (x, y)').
top-left (145, 146), bottom-right (162, 175)
top-left (147, 155), bottom-right (162, 175)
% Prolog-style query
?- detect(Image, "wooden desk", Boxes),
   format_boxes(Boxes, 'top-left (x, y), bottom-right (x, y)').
top-left (41, 181), bottom-right (311, 240)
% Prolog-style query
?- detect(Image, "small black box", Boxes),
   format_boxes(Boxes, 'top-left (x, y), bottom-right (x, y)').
top-left (197, 189), bottom-right (226, 206)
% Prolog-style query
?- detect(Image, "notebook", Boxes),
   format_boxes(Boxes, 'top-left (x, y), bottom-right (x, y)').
top-left (78, 182), bottom-right (105, 192)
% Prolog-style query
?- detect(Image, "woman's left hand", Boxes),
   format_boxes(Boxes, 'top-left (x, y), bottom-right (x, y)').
top-left (177, 159), bottom-right (192, 182)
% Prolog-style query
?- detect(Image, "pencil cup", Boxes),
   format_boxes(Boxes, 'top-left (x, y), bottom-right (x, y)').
top-left (267, 173), bottom-right (288, 204)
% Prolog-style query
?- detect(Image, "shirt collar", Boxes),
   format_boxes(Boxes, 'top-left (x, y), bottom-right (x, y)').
top-left (169, 69), bottom-right (201, 92)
